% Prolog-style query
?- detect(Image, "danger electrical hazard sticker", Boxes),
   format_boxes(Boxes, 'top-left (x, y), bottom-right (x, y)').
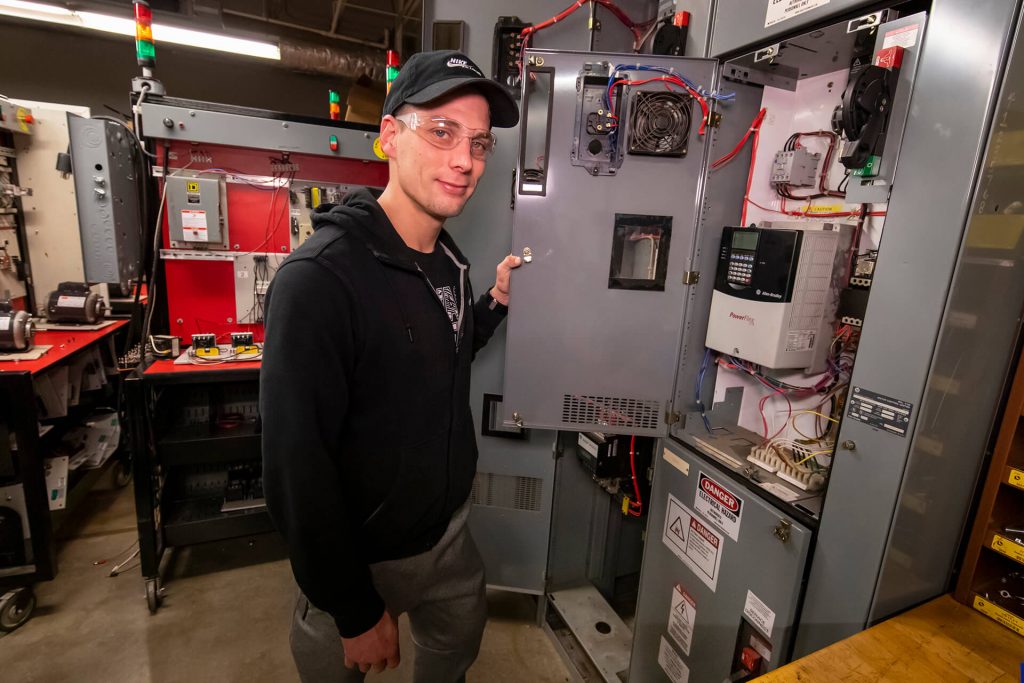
top-left (663, 494), bottom-right (724, 592)
top-left (694, 472), bottom-right (743, 542)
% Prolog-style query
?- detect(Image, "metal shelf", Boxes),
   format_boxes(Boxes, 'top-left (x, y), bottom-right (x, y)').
top-left (162, 495), bottom-right (273, 547)
top-left (156, 421), bottom-right (261, 467)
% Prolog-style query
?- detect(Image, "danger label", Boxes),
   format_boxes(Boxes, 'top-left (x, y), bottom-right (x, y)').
top-left (180, 209), bottom-right (209, 242)
top-left (663, 494), bottom-right (724, 591)
top-left (658, 636), bottom-right (690, 683)
top-left (668, 585), bottom-right (696, 656)
top-left (695, 472), bottom-right (744, 541)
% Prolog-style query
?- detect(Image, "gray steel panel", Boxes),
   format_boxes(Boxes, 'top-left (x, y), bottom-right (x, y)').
top-left (710, 0), bottom-right (878, 57)
top-left (422, 0), bottom-right (593, 594)
top-left (672, 79), bottom-right (763, 437)
top-left (871, 8), bottom-right (1024, 621)
top-left (138, 101), bottom-right (381, 161)
top-left (630, 439), bottom-right (812, 682)
top-left (501, 50), bottom-right (718, 436)
top-left (795, 0), bottom-right (1024, 655)
top-left (67, 115), bottom-right (143, 286)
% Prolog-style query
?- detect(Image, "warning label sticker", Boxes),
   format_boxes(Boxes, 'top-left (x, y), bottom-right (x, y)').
top-left (668, 585), bottom-right (696, 656)
top-left (181, 209), bottom-right (209, 242)
top-left (883, 24), bottom-right (919, 49)
top-left (662, 494), bottom-right (724, 591)
top-left (743, 590), bottom-right (777, 637)
top-left (695, 472), bottom-right (743, 541)
top-left (658, 636), bottom-right (690, 683)
top-left (847, 386), bottom-right (913, 436)
top-left (765, 0), bottom-right (830, 28)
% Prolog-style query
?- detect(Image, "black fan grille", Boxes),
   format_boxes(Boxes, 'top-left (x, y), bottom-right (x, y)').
top-left (627, 91), bottom-right (691, 157)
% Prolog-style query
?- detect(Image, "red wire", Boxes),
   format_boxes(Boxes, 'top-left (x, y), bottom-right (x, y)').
top-left (607, 76), bottom-right (711, 135)
top-left (628, 435), bottom-right (643, 516)
top-left (711, 108), bottom-right (766, 169)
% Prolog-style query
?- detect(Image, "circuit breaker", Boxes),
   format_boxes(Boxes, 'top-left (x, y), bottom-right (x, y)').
top-left (704, 223), bottom-right (853, 372)
top-left (166, 175), bottom-right (228, 248)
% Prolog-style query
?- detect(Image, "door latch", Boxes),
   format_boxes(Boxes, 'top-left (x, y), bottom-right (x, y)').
top-left (772, 519), bottom-right (792, 544)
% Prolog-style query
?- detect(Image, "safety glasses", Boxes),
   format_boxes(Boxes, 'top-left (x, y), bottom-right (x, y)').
top-left (394, 112), bottom-right (496, 160)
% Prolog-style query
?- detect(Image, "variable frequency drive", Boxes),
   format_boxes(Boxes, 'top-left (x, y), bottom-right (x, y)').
top-left (704, 223), bottom-right (853, 372)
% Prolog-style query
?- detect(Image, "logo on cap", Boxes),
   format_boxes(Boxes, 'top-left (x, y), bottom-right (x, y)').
top-left (446, 57), bottom-right (482, 75)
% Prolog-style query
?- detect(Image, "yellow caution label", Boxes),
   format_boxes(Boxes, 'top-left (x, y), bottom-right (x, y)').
top-left (373, 137), bottom-right (388, 160)
top-left (972, 595), bottom-right (1024, 636)
top-left (186, 181), bottom-right (200, 193)
top-left (621, 496), bottom-right (631, 515)
top-left (990, 533), bottom-right (1024, 565)
top-left (16, 107), bottom-right (30, 133)
top-left (310, 187), bottom-right (321, 208)
top-left (804, 204), bottom-right (845, 215)
top-left (1008, 467), bottom-right (1024, 491)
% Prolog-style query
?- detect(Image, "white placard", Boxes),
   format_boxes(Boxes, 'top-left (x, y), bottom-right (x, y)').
top-left (765, 0), bottom-right (830, 28)
top-left (662, 494), bottom-right (724, 591)
top-left (57, 295), bottom-right (87, 308)
top-left (663, 447), bottom-right (690, 476)
top-left (181, 209), bottom-right (209, 242)
top-left (695, 472), bottom-right (744, 541)
top-left (0, 316), bottom-right (9, 331)
top-left (744, 590), bottom-right (777, 637)
top-left (45, 456), bottom-right (69, 510)
top-left (577, 433), bottom-right (599, 457)
top-left (883, 24), bottom-right (919, 49)
top-left (759, 481), bottom-right (800, 502)
top-left (658, 636), bottom-right (690, 683)
top-left (668, 585), bottom-right (697, 656)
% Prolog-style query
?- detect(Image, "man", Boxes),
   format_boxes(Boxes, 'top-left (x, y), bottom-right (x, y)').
top-left (260, 50), bottom-right (521, 683)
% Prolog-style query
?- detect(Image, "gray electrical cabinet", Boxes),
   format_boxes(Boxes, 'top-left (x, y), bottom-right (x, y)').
top-left (630, 439), bottom-right (812, 681)
top-left (67, 115), bottom-right (143, 287)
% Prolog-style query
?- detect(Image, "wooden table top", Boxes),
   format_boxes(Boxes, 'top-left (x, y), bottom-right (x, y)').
top-left (762, 595), bottom-right (1023, 682)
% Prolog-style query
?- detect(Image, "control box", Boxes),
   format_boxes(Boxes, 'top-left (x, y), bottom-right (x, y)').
top-left (704, 223), bottom-right (853, 372)
top-left (166, 175), bottom-right (228, 248)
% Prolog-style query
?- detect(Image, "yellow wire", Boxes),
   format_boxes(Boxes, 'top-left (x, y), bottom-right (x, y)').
top-left (795, 410), bottom-right (839, 424)
top-left (795, 449), bottom-right (833, 465)
top-left (790, 410), bottom-right (840, 442)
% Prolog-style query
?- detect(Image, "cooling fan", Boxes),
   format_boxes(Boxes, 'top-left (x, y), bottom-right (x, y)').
top-left (627, 91), bottom-right (691, 157)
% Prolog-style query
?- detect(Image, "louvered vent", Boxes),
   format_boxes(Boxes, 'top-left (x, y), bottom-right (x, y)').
top-left (471, 472), bottom-right (543, 512)
top-left (561, 394), bottom-right (661, 430)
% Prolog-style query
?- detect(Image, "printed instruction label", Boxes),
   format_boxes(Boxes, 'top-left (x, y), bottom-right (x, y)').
top-left (658, 636), bottom-right (690, 683)
top-left (663, 494), bottom-right (724, 591)
top-left (883, 24), bottom-right (919, 49)
top-left (973, 596), bottom-right (1024, 636)
top-left (0, 316), bottom-right (9, 331)
top-left (847, 386), bottom-right (913, 437)
top-left (577, 433), bottom-right (599, 457)
top-left (1008, 468), bottom-right (1024, 491)
top-left (785, 330), bottom-right (815, 352)
top-left (57, 295), bottom-right (87, 308)
top-left (743, 590), bottom-right (777, 637)
top-left (668, 585), bottom-right (697, 655)
top-left (181, 209), bottom-right (209, 242)
top-left (663, 447), bottom-right (690, 476)
top-left (765, 0), bottom-right (830, 28)
top-left (695, 472), bottom-right (743, 541)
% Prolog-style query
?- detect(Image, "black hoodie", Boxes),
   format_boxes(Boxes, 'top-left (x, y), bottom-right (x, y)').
top-left (260, 188), bottom-right (507, 637)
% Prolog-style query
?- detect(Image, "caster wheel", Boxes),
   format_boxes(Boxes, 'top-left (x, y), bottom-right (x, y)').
top-left (145, 579), bottom-right (162, 614)
top-left (0, 588), bottom-right (36, 632)
top-left (115, 460), bottom-right (132, 488)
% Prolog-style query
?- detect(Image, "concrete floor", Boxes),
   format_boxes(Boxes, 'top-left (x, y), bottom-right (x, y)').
top-left (0, 473), bottom-right (572, 683)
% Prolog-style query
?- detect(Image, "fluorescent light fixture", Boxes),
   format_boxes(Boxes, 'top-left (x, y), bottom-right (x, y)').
top-left (0, 0), bottom-right (281, 60)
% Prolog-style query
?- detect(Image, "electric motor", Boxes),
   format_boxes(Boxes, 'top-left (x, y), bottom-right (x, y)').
top-left (46, 282), bottom-right (106, 324)
top-left (0, 308), bottom-right (34, 352)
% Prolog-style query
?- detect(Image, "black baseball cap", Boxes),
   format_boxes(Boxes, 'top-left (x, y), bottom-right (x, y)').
top-left (382, 50), bottom-right (520, 128)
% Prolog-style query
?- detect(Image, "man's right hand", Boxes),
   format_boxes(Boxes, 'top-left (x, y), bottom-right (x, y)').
top-left (342, 610), bottom-right (400, 674)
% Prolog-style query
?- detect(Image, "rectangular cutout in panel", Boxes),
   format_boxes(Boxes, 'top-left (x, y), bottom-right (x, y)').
top-left (432, 20), bottom-right (466, 51)
top-left (471, 472), bottom-right (543, 512)
top-left (518, 68), bottom-right (554, 196)
top-left (608, 214), bottom-right (673, 291)
top-left (561, 394), bottom-right (661, 431)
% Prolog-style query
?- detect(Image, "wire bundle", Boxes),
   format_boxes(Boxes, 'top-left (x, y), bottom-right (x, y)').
top-left (605, 64), bottom-right (735, 137)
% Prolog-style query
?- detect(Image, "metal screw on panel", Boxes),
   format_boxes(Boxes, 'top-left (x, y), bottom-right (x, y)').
top-left (772, 519), bottom-right (792, 543)
top-left (227, 318), bottom-right (233, 323)
top-left (841, 440), bottom-right (857, 451)
top-left (233, 244), bottom-right (240, 249)
top-left (281, 246), bottom-right (287, 252)
top-left (176, 318), bottom-right (183, 324)
top-left (162, 118), bottom-right (173, 128)
top-left (189, 110), bottom-right (196, 117)
top-left (522, 247), bottom-right (533, 263)
top-left (282, 122), bottom-right (289, 129)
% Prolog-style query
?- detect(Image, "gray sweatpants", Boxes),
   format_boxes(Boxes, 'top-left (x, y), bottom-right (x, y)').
top-left (289, 502), bottom-right (487, 683)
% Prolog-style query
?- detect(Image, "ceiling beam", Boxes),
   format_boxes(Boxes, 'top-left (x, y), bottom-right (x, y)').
top-left (329, 0), bottom-right (347, 35)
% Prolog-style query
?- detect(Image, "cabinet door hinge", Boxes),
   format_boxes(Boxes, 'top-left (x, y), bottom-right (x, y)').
top-left (683, 271), bottom-right (700, 285)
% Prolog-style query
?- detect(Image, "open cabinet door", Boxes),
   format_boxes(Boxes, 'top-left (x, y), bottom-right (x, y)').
top-left (501, 50), bottom-right (719, 436)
